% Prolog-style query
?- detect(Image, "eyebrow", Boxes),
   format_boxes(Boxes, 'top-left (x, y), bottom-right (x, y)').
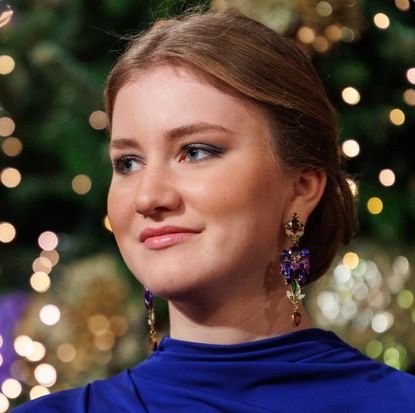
top-left (109, 122), bottom-right (233, 151)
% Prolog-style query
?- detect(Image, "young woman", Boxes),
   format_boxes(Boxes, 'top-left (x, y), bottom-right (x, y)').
top-left (13, 10), bottom-right (415, 413)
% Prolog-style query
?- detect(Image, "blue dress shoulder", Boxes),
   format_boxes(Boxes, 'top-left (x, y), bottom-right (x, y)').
top-left (11, 328), bottom-right (415, 412)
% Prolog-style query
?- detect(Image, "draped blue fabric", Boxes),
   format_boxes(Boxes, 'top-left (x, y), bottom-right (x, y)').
top-left (12, 328), bottom-right (415, 412)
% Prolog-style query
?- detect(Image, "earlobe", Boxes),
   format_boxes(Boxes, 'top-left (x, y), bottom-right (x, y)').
top-left (287, 168), bottom-right (327, 224)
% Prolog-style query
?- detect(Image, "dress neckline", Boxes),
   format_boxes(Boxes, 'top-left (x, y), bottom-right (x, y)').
top-left (153, 328), bottom-right (347, 362)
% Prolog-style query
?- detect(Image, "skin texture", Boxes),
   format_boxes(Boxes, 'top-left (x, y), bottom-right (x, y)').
top-left (108, 66), bottom-right (326, 344)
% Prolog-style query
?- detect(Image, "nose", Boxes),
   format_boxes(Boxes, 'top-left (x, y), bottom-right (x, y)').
top-left (134, 164), bottom-right (182, 218)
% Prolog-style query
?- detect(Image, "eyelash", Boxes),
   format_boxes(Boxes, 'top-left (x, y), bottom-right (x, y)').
top-left (112, 143), bottom-right (224, 175)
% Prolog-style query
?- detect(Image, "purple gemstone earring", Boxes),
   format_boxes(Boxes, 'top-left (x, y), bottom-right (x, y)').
top-left (280, 213), bottom-right (310, 327)
top-left (144, 287), bottom-right (157, 351)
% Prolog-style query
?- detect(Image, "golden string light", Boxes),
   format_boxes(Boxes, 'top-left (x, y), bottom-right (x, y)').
top-left (29, 385), bottom-right (50, 400)
top-left (40, 249), bottom-right (59, 266)
top-left (38, 231), bottom-right (59, 251)
top-left (72, 174), bottom-right (92, 195)
top-left (0, 393), bottom-right (9, 413)
top-left (342, 139), bottom-right (360, 157)
top-left (343, 252), bottom-right (359, 270)
top-left (56, 343), bottom-right (76, 363)
top-left (406, 67), bottom-right (415, 84)
top-left (395, 0), bottom-right (411, 11)
top-left (341, 86), bottom-right (361, 105)
top-left (389, 108), bottom-right (405, 125)
top-left (1, 378), bottom-right (22, 399)
top-left (403, 89), bottom-right (415, 105)
top-left (379, 169), bottom-right (396, 187)
top-left (2, 136), bottom-right (23, 156)
top-left (34, 364), bottom-right (57, 387)
top-left (89, 110), bottom-right (108, 130)
top-left (0, 222), bottom-right (16, 243)
top-left (0, 167), bottom-right (21, 188)
top-left (0, 55), bottom-right (15, 75)
top-left (32, 257), bottom-right (52, 273)
top-left (367, 197), bottom-right (383, 214)
top-left (0, 117), bottom-right (15, 136)
top-left (373, 13), bottom-right (390, 29)
top-left (39, 304), bottom-right (61, 326)
top-left (297, 26), bottom-right (315, 44)
top-left (30, 272), bottom-right (51, 293)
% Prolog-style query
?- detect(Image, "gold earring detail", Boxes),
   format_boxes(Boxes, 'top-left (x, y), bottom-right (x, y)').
top-left (280, 213), bottom-right (310, 327)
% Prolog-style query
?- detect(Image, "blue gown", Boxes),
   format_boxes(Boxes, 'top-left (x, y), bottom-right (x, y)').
top-left (11, 328), bottom-right (415, 412)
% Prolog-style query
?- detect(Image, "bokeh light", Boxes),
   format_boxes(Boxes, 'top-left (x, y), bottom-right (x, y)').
top-left (297, 26), bottom-right (315, 44)
top-left (0, 222), bottom-right (16, 243)
top-left (72, 174), bottom-right (92, 195)
top-left (371, 311), bottom-right (394, 333)
top-left (341, 87), bottom-right (360, 105)
top-left (406, 67), bottom-right (415, 85)
top-left (40, 249), bottom-right (59, 266)
top-left (39, 304), bottom-right (61, 326)
top-left (29, 385), bottom-right (50, 400)
top-left (316, 1), bottom-right (332, 17)
top-left (395, 0), bottom-right (410, 11)
top-left (0, 117), bottom-right (15, 137)
top-left (312, 36), bottom-right (329, 53)
top-left (26, 341), bottom-right (46, 362)
top-left (366, 340), bottom-right (383, 358)
top-left (1, 378), bottom-right (22, 399)
top-left (325, 25), bottom-right (342, 42)
top-left (1, 167), bottom-right (21, 188)
top-left (14, 335), bottom-right (34, 357)
top-left (341, 27), bottom-right (355, 43)
top-left (89, 110), bottom-right (108, 130)
top-left (379, 169), bottom-right (396, 187)
top-left (397, 290), bottom-right (414, 309)
top-left (373, 13), bottom-right (390, 29)
top-left (403, 89), bottom-right (415, 105)
top-left (342, 139), bottom-right (360, 157)
top-left (0, 55), bottom-right (15, 75)
top-left (38, 231), bottom-right (59, 251)
top-left (367, 197), bottom-right (383, 214)
top-left (389, 108), bottom-right (405, 125)
top-left (34, 364), bottom-right (57, 387)
top-left (30, 272), bottom-right (51, 293)
top-left (343, 252), bottom-right (359, 270)
top-left (57, 343), bottom-right (76, 363)
top-left (2, 137), bottom-right (23, 156)
top-left (32, 257), bottom-right (52, 273)
top-left (0, 393), bottom-right (9, 413)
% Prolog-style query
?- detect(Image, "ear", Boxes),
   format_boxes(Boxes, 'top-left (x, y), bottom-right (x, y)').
top-left (285, 168), bottom-right (327, 225)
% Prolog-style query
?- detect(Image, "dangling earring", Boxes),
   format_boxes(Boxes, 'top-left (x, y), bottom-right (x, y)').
top-left (280, 213), bottom-right (310, 327)
top-left (144, 287), bottom-right (158, 351)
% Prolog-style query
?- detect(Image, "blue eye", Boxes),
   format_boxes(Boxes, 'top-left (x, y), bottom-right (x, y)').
top-left (181, 144), bottom-right (223, 162)
top-left (113, 156), bottom-right (141, 174)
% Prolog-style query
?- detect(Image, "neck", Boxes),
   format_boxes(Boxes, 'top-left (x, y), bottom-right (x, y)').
top-left (167, 278), bottom-right (314, 345)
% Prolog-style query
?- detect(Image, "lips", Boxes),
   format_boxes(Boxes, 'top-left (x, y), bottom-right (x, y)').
top-left (139, 226), bottom-right (201, 243)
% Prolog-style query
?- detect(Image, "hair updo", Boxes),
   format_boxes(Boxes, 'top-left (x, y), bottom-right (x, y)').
top-left (104, 10), bottom-right (356, 284)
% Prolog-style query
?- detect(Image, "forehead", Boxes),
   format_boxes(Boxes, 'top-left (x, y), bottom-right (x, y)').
top-left (111, 65), bottom-right (274, 141)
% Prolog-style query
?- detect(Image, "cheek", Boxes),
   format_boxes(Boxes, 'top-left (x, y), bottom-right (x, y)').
top-left (107, 181), bottom-right (132, 233)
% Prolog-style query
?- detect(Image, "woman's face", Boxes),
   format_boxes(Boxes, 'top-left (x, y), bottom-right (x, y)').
top-left (108, 66), bottom-right (295, 301)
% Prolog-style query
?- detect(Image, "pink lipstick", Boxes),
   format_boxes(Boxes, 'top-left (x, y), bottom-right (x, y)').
top-left (139, 226), bottom-right (201, 249)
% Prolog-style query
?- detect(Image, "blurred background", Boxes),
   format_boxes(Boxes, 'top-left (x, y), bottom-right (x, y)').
top-left (0, 0), bottom-right (414, 409)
